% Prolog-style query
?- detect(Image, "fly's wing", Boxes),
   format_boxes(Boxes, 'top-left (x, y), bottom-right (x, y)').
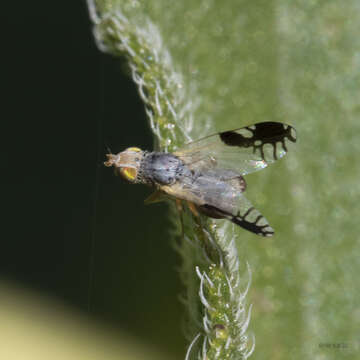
top-left (198, 187), bottom-right (274, 237)
top-left (162, 169), bottom-right (274, 237)
top-left (225, 193), bottom-right (274, 237)
top-left (174, 122), bottom-right (296, 175)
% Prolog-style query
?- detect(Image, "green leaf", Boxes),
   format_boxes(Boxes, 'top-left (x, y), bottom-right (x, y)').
top-left (88, 1), bottom-right (360, 359)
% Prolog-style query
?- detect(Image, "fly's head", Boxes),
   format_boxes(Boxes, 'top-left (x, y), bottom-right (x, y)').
top-left (104, 147), bottom-right (144, 183)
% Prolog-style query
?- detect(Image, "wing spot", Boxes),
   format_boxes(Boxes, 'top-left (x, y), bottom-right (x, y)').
top-left (232, 213), bottom-right (274, 236)
top-left (219, 123), bottom-right (296, 165)
top-left (220, 131), bottom-right (253, 147)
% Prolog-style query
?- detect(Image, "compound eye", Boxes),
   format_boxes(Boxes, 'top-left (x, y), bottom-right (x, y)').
top-left (120, 167), bottom-right (138, 182)
top-left (126, 147), bottom-right (142, 153)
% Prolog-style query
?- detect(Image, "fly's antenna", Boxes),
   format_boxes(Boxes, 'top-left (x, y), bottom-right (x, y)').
top-left (105, 143), bottom-right (113, 155)
top-left (97, 142), bottom-right (113, 168)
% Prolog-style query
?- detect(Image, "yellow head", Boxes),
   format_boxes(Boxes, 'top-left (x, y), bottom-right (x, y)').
top-left (104, 147), bottom-right (143, 183)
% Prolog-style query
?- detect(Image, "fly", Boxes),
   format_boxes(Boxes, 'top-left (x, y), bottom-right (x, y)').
top-left (104, 122), bottom-right (297, 237)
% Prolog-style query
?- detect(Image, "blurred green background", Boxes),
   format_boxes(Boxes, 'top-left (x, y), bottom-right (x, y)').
top-left (2, 1), bottom-right (360, 359)
top-left (2, 1), bottom-right (183, 359)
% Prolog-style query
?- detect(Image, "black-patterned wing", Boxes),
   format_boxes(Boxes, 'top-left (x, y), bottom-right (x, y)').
top-left (164, 168), bottom-right (275, 236)
top-left (174, 122), bottom-right (296, 175)
top-left (200, 193), bottom-right (275, 237)
top-left (230, 193), bottom-right (275, 236)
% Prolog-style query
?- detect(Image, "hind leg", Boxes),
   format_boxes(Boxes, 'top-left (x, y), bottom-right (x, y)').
top-left (175, 199), bottom-right (185, 238)
top-left (187, 201), bottom-right (200, 217)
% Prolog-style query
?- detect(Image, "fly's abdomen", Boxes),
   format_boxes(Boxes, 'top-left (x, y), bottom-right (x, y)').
top-left (141, 152), bottom-right (185, 185)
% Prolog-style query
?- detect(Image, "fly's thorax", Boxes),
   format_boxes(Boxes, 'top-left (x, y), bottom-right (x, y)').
top-left (104, 147), bottom-right (145, 183)
top-left (139, 152), bottom-right (186, 186)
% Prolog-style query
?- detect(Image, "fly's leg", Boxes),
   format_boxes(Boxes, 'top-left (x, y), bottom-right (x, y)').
top-left (187, 201), bottom-right (200, 217)
top-left (187, 201), bottom-right (208, 232)
top-left (144, 190), bottom-right (168, 204)
top-left (175, 199), bottom-right (185, 239)
top-left (186, 201), bottom-right (221, 263)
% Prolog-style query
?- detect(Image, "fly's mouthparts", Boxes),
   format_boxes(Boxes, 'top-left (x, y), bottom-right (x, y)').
top-left (104, 153), bottom-right (117, 167)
